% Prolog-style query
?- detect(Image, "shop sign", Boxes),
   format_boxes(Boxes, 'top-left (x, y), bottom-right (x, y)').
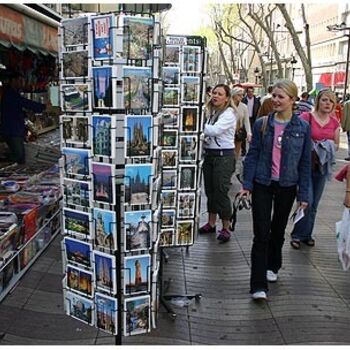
top-left (0, 5), bottom-right (24, 44)
top-left (166, 36), bottom-right (187, 46)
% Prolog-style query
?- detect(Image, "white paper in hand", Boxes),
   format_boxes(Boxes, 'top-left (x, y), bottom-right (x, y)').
top-left (292, 207), bottom-right (304, 225)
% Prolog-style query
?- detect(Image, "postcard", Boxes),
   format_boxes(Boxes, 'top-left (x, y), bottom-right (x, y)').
top-left (123, 16), bottom-right (154, 60)
top-left (164, 45), bottom-right (180, 65)
top-left (92, 162), bottom-right (116, 205)
top-left (92, 115), bottom-right (116, 158)
top-left (124, 254), bottom-right (151, 295)
top-left (180, 106), bottom-right (199, 133)
top-left (95, 292), bottom-right (118, 334)
top-left (62, 50), bottom-right (89, 79)
top-left (123, 66), bottom-right (151, 110)
top-left (64, 236), bottom-right (92, 268)
top-left (161, 190), bottom-right (176, 209)
top-left (93, 250), bottom-right (117, 294)
top-left (65, 290), bottom-right (94, 325)
top-left (163, 88), bottom-right (180, 107)
top-left (92, 66), bottom-right (115, 109)
top-left (62, 147), bottom-right (90, 179)
top-left (92, 14), bottom-right (115, 60)
top-left (162, 67), bottom-right (180, 85)
top-left (61, 84), bottom-right (91, 112)
top-left (180, 135), bottom-right (198, 162)
top-left (62, 178), bottom-right (92, 208)
top-left (93, 208), bottom-right (117, 251)
top-left (182, 46), bottom-right (202, 73)
top-left (61, 17), bottom-right (89, 47)
top-left (63, 208), bottom-right (92, 238)
top-left (177, 192), bottom-right (196, 218)
top-left (176, 220), bottom-right (194, 245)
top-left (124, 295), bottom-right (150, 336)
top-left (162, 170), bottom-right (177, 189)
top-left (181, 76), bottom-right (200, 104)
top-left (179, 165), bottom-right (197, 190)
top-left (161, 130), bottom-right (178, 148)
top-left (161, 108), bottom-right (179, 128)
top-left (66, 264), bottom-right (93, 297)
top-left (161, 209), bottom-right (175, 228)
top-left (124, 164), bottom-right (153, 206)
top-left (159, 229), bottom-right (174, 247)
top-left (125, 115), bottom-right (153, 158)
top-left (161, 150), bottom-right (178, 169)
top-left (124, 210), bottom-right (152, 252)
top-left (60, 115), bottom-right (91, 146)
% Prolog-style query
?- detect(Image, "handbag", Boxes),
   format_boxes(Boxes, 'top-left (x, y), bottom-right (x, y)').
top-left (336, 208), bottom-right (350, 270)
top-left (229, 193), bottom-right (251, 231)
top-left (306, 112), bottom-right (321, 172)
top-left (235, 126), bottom-right (247, 142)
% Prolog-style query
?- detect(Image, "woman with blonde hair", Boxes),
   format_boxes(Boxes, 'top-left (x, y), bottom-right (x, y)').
top-left (290, 89), bottom-right (340, 249)
top-left (199, 84), bottom-right (237, 242)
top-left (239, 79), bottom-right (311, 300)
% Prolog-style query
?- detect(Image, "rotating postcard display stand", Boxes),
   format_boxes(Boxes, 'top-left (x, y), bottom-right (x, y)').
top-left (58, 11), bottom-right (163, 344)
top-left (158, 35), bottom-right (208, 317)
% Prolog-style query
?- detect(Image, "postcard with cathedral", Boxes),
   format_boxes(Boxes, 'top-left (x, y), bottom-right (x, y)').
top-left (63, 208), bottom-right (92, 239)
top-left (91, 14), bottom-right (115, 60)
top-left (177, 192), bottom-right (196, 219)
top-left (64, 236), bottom-right (92, 268)
top-left (181, 76), bottom-right (200, 104)
top-left (124, 254), bottom-right (151, 295)
top-left (66, 264), bottom-right (94, 297)
top-left (60, 84), bottom-right (91, 112)
top-left (93, 250), bottom-right (117, 294)
top-left (182, 46), bottom-right (202, 73)
top-left (124, 210), bottom-right (152, 252)
top-left (180, 106), bottom-right (199, 133)
top-left (180, 135), bottom-right (198, 162)
top-left (178, 165), bottom-right (197, 190)
top-left (161, 190), bottom-right (176, 209)
top-left (92, 162), bottom-right (116, 205)
top-left (65, 290), bottom-right (94, 326)
top-left (92, 115), bottom-right (116, 159)
top-left (161, 209), bottom-right (176, 228)
top-left (124, 164), bottom-right (153, 206)
top-left (124, 295), bottom-right (150, 336)
top-left (163, 87), bottom-right (180, 107)
top-left (61, 17), bottom-right (89, 48)
top-left (176, 220), bottom-right (194, 246)
top-left (60, 115), bottom-right (91, 147)
top-left (62, 178), bottom-right (92, 209)
top-left (125, 115), bottom-right (153, 158)
top-left (159, 229), bottom-right (175, 247)
top-left (95, 293), bottom-right (118, 335)
top-left (93, 208), bottom-right (117, 251)
top-left (61, 147), bottom-right (91, 179)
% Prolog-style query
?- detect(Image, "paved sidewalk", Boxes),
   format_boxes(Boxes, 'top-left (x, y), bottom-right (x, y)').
top-left (0, 136), bottom-right (350, 345)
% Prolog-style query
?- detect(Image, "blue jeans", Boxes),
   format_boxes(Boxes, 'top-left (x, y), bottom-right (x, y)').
top-left (291, 168), bottom-right (327, 241)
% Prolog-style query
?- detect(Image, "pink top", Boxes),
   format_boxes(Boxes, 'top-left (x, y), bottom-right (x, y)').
top-left (271, 120), bottom-right (288, 180)
top-left (300, 112), bottom-right (339, 141)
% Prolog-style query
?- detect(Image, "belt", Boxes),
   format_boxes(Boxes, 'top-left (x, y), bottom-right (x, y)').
top-left (204, 149), bottom-right (234, 156)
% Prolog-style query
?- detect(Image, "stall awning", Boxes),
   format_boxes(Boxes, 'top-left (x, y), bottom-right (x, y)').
top-left (318, 71), bottom-right (346, 87)
top-left (0, 4), bottom-right (58, 56)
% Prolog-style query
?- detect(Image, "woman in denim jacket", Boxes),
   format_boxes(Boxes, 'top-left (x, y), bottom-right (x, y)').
top-left (239, 80), bottom-right (311, 300)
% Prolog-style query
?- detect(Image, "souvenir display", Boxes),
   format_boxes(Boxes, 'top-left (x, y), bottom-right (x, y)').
top-left (95, 293), bottom-right (118, 334)
top-left (175, 220), bottom-right (194, 246)
top-left (124, 254), bottom-right (151, 295)
top-left (61, 147), bottom-right (91, 179)
top-left (66, 264), bottom-right (94, 297)
top-left (91, 14), bottom-right (115, 60)
top-left (164, 45), bottom-right (180, 65)
top-left (60, 115), bottom-right (91, 146)
top-left (162, 67), bottom-right (180, 85)
top-left (65, 290), bottom-right (94, 325)
top-left (163, 88), bottom-right (180, 107)
top-left (92, 162), bottom-right (116, 205)
top-left (62, 50), bottom-right (89, 79)
top-left (60, 84), bottom-right (91, 112)
top-left (124, 295), bottom-right (150, 336)
top-left (161, 108), bottom-right (179, 128)
top-left (92, 115), bottom-right (116, 158)
top-left (180, 106), bottom-right (199, 133)
top-left (94, 250), bottom-right (117, 294)
top-left (181, 76), bottom-right (200, 103)
top-left (93, 208), bottom-right (117, 251)
top-left (63, 208), bottom-right (92, 239)
top-left (62, 178), bottom-right (92, 208)
top-left (182, 46), bottom-right (201, 73)
top-left (92, 66), bottom-right (115, 109)
top-left (61, 17), bottom-right (89, 48)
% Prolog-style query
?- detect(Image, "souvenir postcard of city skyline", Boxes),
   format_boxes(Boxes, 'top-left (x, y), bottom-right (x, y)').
top-left (160, 229), bottom-right (174, 247)
top-left (123, 16), bottom-right (154, 60)
top-left (123, 66), bottom-right (151, 110)
top-left (61, 16), bottom-right (89, 47)
top-left (182, 45), bottom-right (202, 73)
top-left (92, 115), bottom-right (116, 159)
top-left (179, 165), bottom-right (197, 190)
top-left (65, 290), bottom-right (94, 326)
top-left (63, 208), bottom-right (92, 239)
top-left (161, 108), bottom-right (179, 128)
top-left (124, 295), bottom-right (150, 336)
top-left (124, 254), bottom-right (151, 295)
top-left (163, 88), bottom-right (180, 107)
top-left (93, 208), bottom-right (117, 251)
top-left (61, 84), bottom-right (91, 112)
top-left (125, 115), bottom-right (153, 158)
top-left (63, 178), bottom-right (92, 209)
top-left (124, 210), bottom-right (152, 252)
top-left (62, 50), bottom-right (89, 79)
top-left (66, 264), bottom-right (93, 297)
top-left (62, 147), bottom-right (90, 179)
top-left (92, 14), bottom-right (115, 60)
top-left (164, 45), bottom-right (180, 65)
top-left (162, 66), bottom-right (180, 85)
top-left (124, 163), bottom-right (152, 206)
top-left (94, 250), bottom-right (117, 294)
top-left (64, 236), bottom-right (92, 268)
top-left (180, 135), bottom-right (198, 162)
top-left (177, 192), bottom-right (196, 219)
top-left (95, 292), bottom-right (118, 335)
top-left (92, 162), bottom-right (116, 205)
top-left (92, 66), bottom-right (115, 109)
top-left (181, 76), bottom-right (200, 104)
top-left (181, 106), bottom-right (199, 133)
top-left (60, 115), bottom-right (91, 147)
top-left (176, 220), bottom-right (194, 246)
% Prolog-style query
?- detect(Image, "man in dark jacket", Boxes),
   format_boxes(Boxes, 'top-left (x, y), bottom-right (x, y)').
top-left (0, 72), bottom-right (46, 164)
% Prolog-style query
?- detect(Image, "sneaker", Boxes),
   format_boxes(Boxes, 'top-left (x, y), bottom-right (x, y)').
top-left (251, 291), bottom-right (267, 300)
top-left (217, 228), bottom-right (231, 242)
top-left (198, 223), bottom-right (216, 234)
top-left (267, 270), bottom-right (278, 282)
top-left (345, 157), bottom-right (350, 161)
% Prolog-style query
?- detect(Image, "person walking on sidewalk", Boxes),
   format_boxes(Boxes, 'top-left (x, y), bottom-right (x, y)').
top-left (199, 84), bottom-right (237, 242)
top-left (239, 79), bottom-right (311, 300)
top-left (344, 162), bottom-right (350, 208)
top-left (290, 89), bottom-right (340, 249)
top-left (341, 96), bottom-right (350, 161)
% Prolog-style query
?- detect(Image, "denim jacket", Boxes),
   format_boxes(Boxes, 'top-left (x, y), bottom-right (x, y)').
top-left (243, 113), bottom-right (312, 203)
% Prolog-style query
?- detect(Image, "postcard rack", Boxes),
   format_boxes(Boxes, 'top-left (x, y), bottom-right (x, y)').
top-left (58, 11), bottom-right (164, 344)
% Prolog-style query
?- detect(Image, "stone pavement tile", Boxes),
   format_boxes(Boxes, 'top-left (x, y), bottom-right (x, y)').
top-left (1, 286), bottom-right (33, 308)
top-left (47, 261), bottom-right (64, 275)
top-left (23, 290), bottom-right (63, 315)
top-left (0, 305), bottom-right (20, 334)
top-left (36, 272), bottom-right (63, 293)
top-left (30, 257), bottom-right (56, 273)
top-left (19, 270), bottom-right (44, 290)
